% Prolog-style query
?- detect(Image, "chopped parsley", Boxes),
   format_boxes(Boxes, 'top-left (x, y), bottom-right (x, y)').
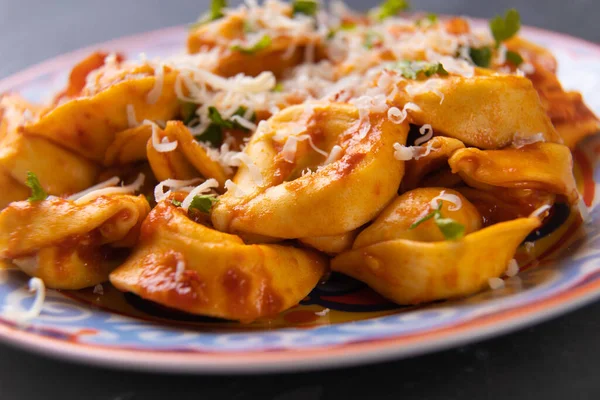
top-left (416, 13), bottom-right (438, 27)
top-left (467, 9), bottom-right (523, 69)
top-left (195, 106), bottom-right (256, 146)
top-left (25, 172), bottom-right (47, 202)
top-left (231, 35), bottom-right (272, 54)
top-left (327, 21), bottom-right (357, 39)
top-left (171, 199), bottom-right (182, 207)
top-left (469, 46), bottom-right (492, 68)
top-left (409, 201), bottom-right (465, 240)
top-left (188, 195), bottom-right (218, 213)
top-left (180, 102), bottom-right (198, 125)
top-left (292, 0), bottom-right (318, 17)
top-left (273, 82), bottom-right (284, 92)
top-left (393, 60), bottom-right (448, 79)
top-left (372, 0), bottom-right (410, 21)
top-left (490, 8), bottom-right (521, 46)
top-left (189, 0), bottom-right (227, 30)
top-left (505, 50), bottom-right (524, 66)
top-left (364, 31), bottom-right (383, 49)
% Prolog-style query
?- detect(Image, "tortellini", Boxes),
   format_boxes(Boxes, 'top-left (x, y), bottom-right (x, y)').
top-left (332, 188), bottom-right (541, 304)
top-left (212, 102), bottom-right (409, 238)
top-left (0, 195), bottom-right (150, 289)
top-left (110, 200), bottom-right (327, 322)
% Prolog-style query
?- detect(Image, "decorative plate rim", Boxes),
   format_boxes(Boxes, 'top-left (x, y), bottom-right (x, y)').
top-left (0, 20), bottom-right (599, 374)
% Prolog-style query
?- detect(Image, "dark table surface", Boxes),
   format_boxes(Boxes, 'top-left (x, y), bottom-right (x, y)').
top-left (0, 1), bottom-right (599, 399)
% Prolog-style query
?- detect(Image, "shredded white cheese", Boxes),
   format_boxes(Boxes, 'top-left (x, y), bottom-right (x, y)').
top-left (315, 308), bottom-right (330, 317)
top-left (225, 179), bottom-right (247, 197)
top-left (323, 145), bottom-right (343, 165)
top-left (74, 173), bottom-right (145, 204)
top-left (512, 132), bottom-right (546, 148)
top-left (181, 178), bottom-right (220, 211)
top-left (144, 120), bottom-right (178, 153)
top-left (505, 259), bottom-right (519, 277)
top-left (67, 176), bottom-right (121, 201)
top-left (126, 104), bottom-right (139, 128)
top-left (154, 178), bottom-right (203, 203)
top-left (146, 64), bottom-right (165, 104)
top-left (488, 277), bottom-right (505, 290)
top-left (231, 152), bottom-right (264, 187)
top-left (429, 190), bottom-right (462, 211)
top-left (174, 260), bottom-right (186, 282)
top-left (414, 124), bottom-right (434, 146)
top-left (5, 277), bottom-right (46, 324)
top-left (529, 204), bottom-right (552, 219)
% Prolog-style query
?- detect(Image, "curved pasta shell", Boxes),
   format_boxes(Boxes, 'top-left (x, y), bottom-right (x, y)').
top-left (110, 202), bottom-right (327, 322)
top-left (392, 74), bottom-right (561, 149)
top-left (299, 230), bottom-right (358, 255)
top-left (187, 13), bottom-right (321, 78)
top-left (354, 188), bottom-right (482, 249)
top-left (104, 125), bottom-right (152, 166)
top-left (401, 136), bottom-right (465, 190)
top-left (146, 125), bottom-right (198, 182)
top-left (212, 102), bottom-right (408, 238)
top-left (163, 121), bottom-right (230, 186)
top-left (332, 217), bottom-right (540, 305)
top-left (448, 142), bottom-right (578, 204)
top-left (0, 195), bottom-right (150, 289)
top-left (23, 67), bottom-right (179, 162)
top-left (0, 129), bottom-right (98, 196)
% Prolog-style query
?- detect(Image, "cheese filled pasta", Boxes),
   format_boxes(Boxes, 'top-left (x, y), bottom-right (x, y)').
top-left (0, 0), bottom-right (597, 322)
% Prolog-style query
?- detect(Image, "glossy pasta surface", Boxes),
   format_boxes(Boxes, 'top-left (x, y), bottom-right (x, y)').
top-left (0, 1), bottom-right (597, 322)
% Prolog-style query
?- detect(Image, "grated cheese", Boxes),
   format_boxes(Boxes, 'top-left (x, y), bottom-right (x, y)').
top-left (154, 178), bottom-right (203, 203)
top-left (323, 145), bottom-right (343, 165)
top-left (67, 176), bottom-right (121, 201)
top-left (174, 260), bottom-right (186, 282)
top-left (488, 277), bottom-right (505, 290)
top-left (414, 124), bottom-right (434, 146)
top-left (530, 204), bottom-right (552, 219)
top-left (4, 277), bottom-right (46, 324)
top-left (505, 259), bottom-right (519, 277)
top-left (429, 190), bottom-right (462, 211)
top-left (512, 132), bottom-right (546, 148)
top-left (225, 179), bottom-right (247, 197)
top-left (144, 120), bottom-right (178, 153)
top-left (181, 178), bottom-right (219, 211)
top-left (231, 152), bottom-right (264, 186)
top-left (126, 104), bottom-right (140, 128)
top-left (74, 173), bottom-right (145, 204)
top-left (146, 63), bottom-right (165, 104)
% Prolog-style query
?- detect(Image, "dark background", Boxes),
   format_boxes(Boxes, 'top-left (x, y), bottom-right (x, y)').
top-left (0, 1), bottom-right (599, 399)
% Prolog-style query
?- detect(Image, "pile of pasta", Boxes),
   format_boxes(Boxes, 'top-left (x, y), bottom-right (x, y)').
top-left (0, 1), bottom-right (597, 322)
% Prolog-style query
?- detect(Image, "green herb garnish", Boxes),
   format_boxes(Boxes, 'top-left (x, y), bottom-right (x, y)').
top-left (273, 82), bottom-right (284, 92)
top-left (364, 31), bottom-right (383, 49)
top-left (180, 102), bottom-right (198, 125)
top-left (393, 60), bottom-right (448, 79)
top-left (469, 46), bottom-right (492, 68)
top-left (409, 201), bottom-right (465, 240)
top-left (171, 199), bottom-right (182, 207)
top-left (292, 0), bottom-right (318, 17)
top-left (25, 172), bottom-right (47, 202)
top-left (195, 106), bottom-right (256, 147)
top-left (416, 13), bottom-right (438, 27)
top-left (189, 0), bottom-right (227, 30)
top-left (188, 195), bottom-right (218, 213)
top-left (372, 0), bottom-right (410, 21)
top-left (505, 50), bottom-right (524, 66)
top-left (490, 8), bottom-right (521, 47)
top-left (231, 35), bottom-right (272, 54)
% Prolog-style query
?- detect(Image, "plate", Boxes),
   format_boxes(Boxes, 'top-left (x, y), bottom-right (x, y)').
top-left (0, 23), bottom-right (599, 374)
